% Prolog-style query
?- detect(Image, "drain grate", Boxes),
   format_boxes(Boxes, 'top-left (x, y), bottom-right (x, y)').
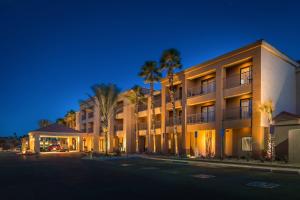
top-left (120, 163), bottom-right (132, 167)
top-left (246, 181), bottom-right (280, 189)
top-left (192, 174), bottom-right (216, 179)
top-left (140, 167), bottom-right (159, 170)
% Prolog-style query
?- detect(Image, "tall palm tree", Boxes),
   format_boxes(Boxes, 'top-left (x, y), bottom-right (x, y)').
top-left (259, 100), bottom-right (275, 160)
top-left (38, 119), bottom-right (51, 128)
top-left (56, 118), bottom-right (66, 125)
top-left (139, 61), bottom-right (162, 153)
top-left (90, 83), bottom-right (121, 155)
top-left (160, 48), bottom-right (182, 155)
top-left (126, 85), bottom-right (146, 153)
top-left (64, 110), bottom-right (76, 129)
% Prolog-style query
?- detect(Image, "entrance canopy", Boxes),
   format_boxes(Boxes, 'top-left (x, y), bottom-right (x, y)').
top-left (28, 123), bottom-right (85, 153)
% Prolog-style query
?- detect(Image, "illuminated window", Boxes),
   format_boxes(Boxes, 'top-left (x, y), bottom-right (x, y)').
top-left (240, 99), bottom-right (252, 119)
top-left (168, 139), bottom-right (171, 150)
top-left (201, 105), bottom-right (215, 122)
top-left (201, 78), bottom-right (215, 94)
top-left (242, 137), bottom-right (252, 151)
top-left (240, 67), bottom-right (252, 85)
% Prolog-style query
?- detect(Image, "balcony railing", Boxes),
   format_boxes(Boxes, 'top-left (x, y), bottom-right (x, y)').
top-left (224, 71), bottom-right (252, 89)
top-left (187, 111), bottom-right (215, 124)
top-left (187, 82), bottom-right (216, 98)
top-left (88, 128), bottom-right (94, 133)
top-left (154, 99), bottom-right (162, 107)
top-left (81, 115), bottom-right (86, 120)
top-left (114, 124), bottom-right (123, 132)
top-left (223, 106), bottom-right (252, 120)
top-left (166, 93), bottom-right (182, 102)
top-left (154, 121), bottom-right (161, 128)
top-left (115, 106), bottom-right (124, 114)
top-left (166, 117), bottom-right (182, 126)
top-left (138, 123), bottom-right (148, 130)
top-left (88, 112), bottom-right (94, 118)
top-left (81, 128), bottom-right (86, 132)
top-left (138, 104), bottom-right (148, 112)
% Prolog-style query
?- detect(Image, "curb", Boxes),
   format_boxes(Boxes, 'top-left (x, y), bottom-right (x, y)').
top-left (139, 155), bottom-right (300, 175)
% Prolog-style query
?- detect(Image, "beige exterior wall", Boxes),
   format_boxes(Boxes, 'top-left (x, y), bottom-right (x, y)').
top-left (261, 47), bottom-right (297, 125)
top-left (296, 69), bottom-right (300, 115)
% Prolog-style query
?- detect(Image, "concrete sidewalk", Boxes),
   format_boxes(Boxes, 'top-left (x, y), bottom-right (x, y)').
top-left (138, 154), bottom-right (300, 175)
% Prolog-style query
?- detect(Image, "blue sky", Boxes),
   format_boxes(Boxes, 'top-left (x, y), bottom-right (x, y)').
top-left (0, 0), bottom-right (299, 136)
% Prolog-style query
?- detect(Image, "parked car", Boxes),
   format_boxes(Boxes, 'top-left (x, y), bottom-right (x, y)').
top-left (48, 144), bottom-right (61, 152)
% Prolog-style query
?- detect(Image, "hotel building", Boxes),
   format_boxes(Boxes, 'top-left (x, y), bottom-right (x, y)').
top-left (29, 40), bottom-right (300, 160)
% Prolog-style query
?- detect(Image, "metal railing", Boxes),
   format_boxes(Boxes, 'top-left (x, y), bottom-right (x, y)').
top-left (166, 117), bottom-right (182, 126)
top-left (88, 112), bottom-right (94, 118)
top-left (166, 92), bottom-right (182, 102)
top-left (154, 99), bottom-right (162, 107)
top-left (187, 81), bottom-right (216, 98)
top-left (187, 111), bottom-right (215, 124)
top-left (154, 121), bottom-right (161, 128)
top-left (88, 128), bottom-right (94, 133)
top-left (223, 106), bottom-right (252, 120)
top-left (138, 104), bottom-right (148, 112)
top-left (224, 70), bottom-right (252, 89)
top-left (114, 124), bottom-right (123, 132)
top-left (81, 115), bottom-right (86, 120)
top-left (138, 123), bottom-right (148, 130)
top-left (115, 105), bottom-right (124, 114)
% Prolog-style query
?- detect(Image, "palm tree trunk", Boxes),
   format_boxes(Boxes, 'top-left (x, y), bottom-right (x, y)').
top-left (135, 109), bottom-right (139, 153)
top-left (150, 82), bottom-right (156, 153)
top-left (168, 73), bottom-right (178, 155)
top-left (105, 130), bottom-right (108, 156)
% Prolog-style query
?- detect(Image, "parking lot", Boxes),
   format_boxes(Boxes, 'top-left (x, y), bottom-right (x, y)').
top-left (0, 152), bottom-right (300, 199)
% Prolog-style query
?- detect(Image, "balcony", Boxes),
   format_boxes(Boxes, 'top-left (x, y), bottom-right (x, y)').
top-left (224, 71), bottom-right (252, 98)
top-left (138, 123), bottom-right (148, 130)
top-left (154, 99), bottom-right (161, 107)
top-left (187, 111), bottom-right (215, 124)
top-left (81, 128), bottom-right (86, 132)
top-left (223, 106), bottom-right (252, 128)
top-left (166, 93), bottom-right (182, 103)
top-left (114, 124), bottom-right (123, 132)
top-left (138, 104), bottom-right (147, 112)
top-left (88, 112), bottom-right (94, 119)
top-left (155, 121), bottom-right (161, 128)
top-left (166, 117), bottom-right (182, 126)
top-left (187, 81), bottom-right (216, 98)
top-left (81, 115), bottom-right (86, 121)
top-left (87, 128), bottom-right (94, 133)
top-left (115, 106), bottom-right (124, 114)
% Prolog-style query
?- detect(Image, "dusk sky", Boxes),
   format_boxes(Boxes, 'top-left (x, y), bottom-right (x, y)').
top-left (0, 0), bottom-right (299, 136)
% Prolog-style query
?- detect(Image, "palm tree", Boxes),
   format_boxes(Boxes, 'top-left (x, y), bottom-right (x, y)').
top-left (139, 61), bottom-right (162, 153)
top-left (38, 119), bottom-right (51, 128)
top-left (160, 48), bottom-right (182, 155)
top-left (259, 100), bottom-right (275, 160)
top-left (125, 85), bottom-right (146, 153)
top-left (89, 83), bottom-right (121, 155)
top-left (64, 110), bottom-right (76, 129)
top-left (56, 118), bottom-right (66, 125)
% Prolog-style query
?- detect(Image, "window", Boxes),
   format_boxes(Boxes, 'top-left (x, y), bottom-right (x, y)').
top-left (201, 105), bottom-right (215, 122)
top-left (240, 67), bottom-right (252, 85)
top-left (242, 137), bottom-right (252, 151)
top-left (201, 78), bottom-right (215, 94)
top-left (240, 99), bottom-right (252, 119)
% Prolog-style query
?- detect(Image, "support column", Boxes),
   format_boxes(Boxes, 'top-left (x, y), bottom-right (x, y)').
top-left (161, 85), bottom-right (167, 154)
top-left (34, 134), bottom-right (40, 153)
top-left (215, 66), bottom-right (225, 158)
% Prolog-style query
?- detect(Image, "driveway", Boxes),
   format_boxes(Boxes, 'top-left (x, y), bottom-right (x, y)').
top-left (0, 152), bottom-right (300, 200)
